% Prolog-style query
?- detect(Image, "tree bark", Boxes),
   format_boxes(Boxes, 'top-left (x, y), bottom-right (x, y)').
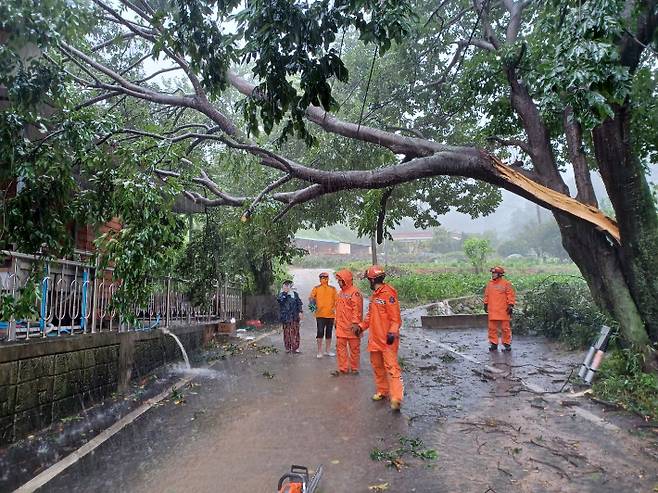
top-left (371, 235), bottom-right (378, 265)
top-left (593, 104), bottom-right (658, 346)
top-left (250, 257), bottom-right (274, 295)
top-left (555, 213), bottom-right (656, 368)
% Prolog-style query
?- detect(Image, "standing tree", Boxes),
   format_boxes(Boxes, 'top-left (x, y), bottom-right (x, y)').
top-left (463, 237), bottom-right (493, 274)
top-left (1, 0), bottom-right (657, 366)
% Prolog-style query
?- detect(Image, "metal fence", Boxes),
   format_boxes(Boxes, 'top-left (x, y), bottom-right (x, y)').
top-left (0, 250), bottom-right (243, 342)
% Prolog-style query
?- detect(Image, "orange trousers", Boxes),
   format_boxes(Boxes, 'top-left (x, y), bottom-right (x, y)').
top-left (336, 337), bottom-right (360, 372)
top-left (488, 320), bottom-right (512, 345)
top-left (370, 350), bottom-right (404, 402)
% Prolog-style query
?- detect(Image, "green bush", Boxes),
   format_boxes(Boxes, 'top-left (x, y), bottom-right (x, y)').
top-left (514, 279), bottom-right (613, 348)
top-left (593, 349), bottom-right (658, 421)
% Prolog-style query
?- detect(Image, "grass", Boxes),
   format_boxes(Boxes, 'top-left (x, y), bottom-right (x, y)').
top-left (593, 349), bottom-right (658, 421)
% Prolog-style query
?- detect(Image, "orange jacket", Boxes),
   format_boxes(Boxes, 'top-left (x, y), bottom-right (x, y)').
top-left (335, 270), bottom-right (363, 339)
top-left (360, 283), bottom-right (402, 352)
top-left (309, 282), bottom-right (337, 318)
top-left (484, 278), bottom-right (516, 321)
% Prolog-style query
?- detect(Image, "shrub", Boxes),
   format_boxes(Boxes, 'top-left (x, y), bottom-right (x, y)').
top-left (593, 349), bottom-right (658, 421)
top-left (513, 279), bottom-right (614, 348)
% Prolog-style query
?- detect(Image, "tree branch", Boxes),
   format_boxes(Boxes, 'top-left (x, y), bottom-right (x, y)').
top-left (376, 187), bottom-right (394, 244)
top-left (563, 107), bottom-right (597, 206)
top-left (423, 43), bottom-right (466, 89)
top-left (486, 135), bottom-right (532, 155)
top-left (385, 126), bottom-right (427, 139)
top-left (227, 72), bottom-right (449, 158)
top-left (460, 37), bottom-right (496, 51)
top-left (242, 174), bottom-right (294, 220)
top-left (503, 0), bottom-right (530, 42)
top-left (474, 0), bottom-right (501, 50)
top-left (75, 91), bottom-right (122, 109)
top-left (134, 67), bottom-right (183, 84)
top-left (619, 0), bottom-right (658, 71)
top-left (158, 150), bottom-right (620, 242)
top-left (91, 32), bottom-right (136, 52)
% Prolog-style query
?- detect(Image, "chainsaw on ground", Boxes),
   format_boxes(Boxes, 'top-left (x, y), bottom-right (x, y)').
top-left (277, 464), bottom-right (323, 493)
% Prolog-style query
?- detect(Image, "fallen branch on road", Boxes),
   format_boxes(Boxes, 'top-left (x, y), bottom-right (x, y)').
top-left (529, 456), bottom-right (571, 480)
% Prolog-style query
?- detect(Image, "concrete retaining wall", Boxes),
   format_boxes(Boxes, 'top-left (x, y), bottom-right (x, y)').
top-left (0, 323), bottom-right (217, 446)
top-left (421, 314), bottom-right (488, 330)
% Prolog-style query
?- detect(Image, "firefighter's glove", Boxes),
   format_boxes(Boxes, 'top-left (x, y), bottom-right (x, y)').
top-left (351, 323), bottom-right (362, 337)
top-left (483, 304), bottom-right (488, 313)
top-left (507, 305), bottom-right (514, 316)
top-left (386, 332), bottom-right (396, 345)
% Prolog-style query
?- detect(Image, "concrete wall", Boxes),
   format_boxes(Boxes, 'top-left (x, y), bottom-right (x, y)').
top-left (0, 323), bottom-right (216, 446)
top-left (421, 314), bottom-right (488, 330)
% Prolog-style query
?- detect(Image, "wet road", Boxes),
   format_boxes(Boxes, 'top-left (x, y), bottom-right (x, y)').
top-left (8, 269), bottom-right (658, 492)
top-left (38, 269), bottom-right (431, 493)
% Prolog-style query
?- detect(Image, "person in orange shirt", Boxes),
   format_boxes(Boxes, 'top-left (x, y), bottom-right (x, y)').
top-left (309, 272), bottom-right (338, 359)
top-left (356, 265), bottom-right (404, 411)
top-left (332, 269), bottom-right (364, 376)
top-left (483, 266), bottom-right (516, 352)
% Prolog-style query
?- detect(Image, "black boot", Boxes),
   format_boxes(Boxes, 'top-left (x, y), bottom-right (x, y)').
top-left (489, 343), bottom-right (498, 351)
top-left (503, 343), bottom-right (512, 352)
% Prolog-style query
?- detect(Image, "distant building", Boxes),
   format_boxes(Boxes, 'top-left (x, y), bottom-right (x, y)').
top-left (390, 231), bottom-right (434, 242)
top-left (294, 236), bottom-right (371, 256)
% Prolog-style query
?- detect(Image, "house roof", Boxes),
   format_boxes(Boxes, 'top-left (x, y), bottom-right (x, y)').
top-left (295, 236), bottom-right (341, 244)
top-left (391, 231), bottom-right (433, 241)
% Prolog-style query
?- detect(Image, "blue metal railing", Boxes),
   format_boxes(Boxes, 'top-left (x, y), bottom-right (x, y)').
top-left (0, 250), bottom-right (243, 342)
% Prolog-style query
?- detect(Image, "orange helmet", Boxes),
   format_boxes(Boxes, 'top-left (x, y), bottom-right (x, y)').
top-left (490, 266), bottom-right (505, 274)
top-left (364, 265), bottom-right (386, 280)
top-left (319, 272), bottom-right (329, 278)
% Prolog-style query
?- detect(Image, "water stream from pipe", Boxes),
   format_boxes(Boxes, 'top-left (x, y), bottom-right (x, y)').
top-left (160, 328), bottom-right (191, 370)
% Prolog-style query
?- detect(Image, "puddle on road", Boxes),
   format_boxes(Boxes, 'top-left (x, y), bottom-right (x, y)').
top-left (170, 364), bottom-right (226, 380)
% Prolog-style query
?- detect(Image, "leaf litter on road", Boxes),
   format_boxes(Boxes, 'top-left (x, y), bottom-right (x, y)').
top-left (370, 435), bottom-right (438, 471)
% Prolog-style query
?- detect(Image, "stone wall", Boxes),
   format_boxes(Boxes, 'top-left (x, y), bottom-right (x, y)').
top-left (0, 323), bottom-right (215, 446)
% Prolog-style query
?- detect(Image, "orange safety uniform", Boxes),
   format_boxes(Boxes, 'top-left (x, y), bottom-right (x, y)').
top-left (483, 277), bottom-right (516, 345)
top-left (309, 281), bottom-right (337, 319)
top-left (360, 283), bottom-right (403, 402)
top-left (334, 269), bottom-right (363, 372)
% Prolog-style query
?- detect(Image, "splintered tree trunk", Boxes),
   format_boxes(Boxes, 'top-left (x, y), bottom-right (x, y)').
top-left (371, 236), bottom-right (378, 265)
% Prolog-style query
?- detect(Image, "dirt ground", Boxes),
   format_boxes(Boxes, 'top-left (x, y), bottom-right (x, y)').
top-left (2, 268), bottom-right (657, 493)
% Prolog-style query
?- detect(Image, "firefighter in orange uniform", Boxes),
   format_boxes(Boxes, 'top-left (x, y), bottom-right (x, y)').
top-left (332, 269), bottom-right (364, 376)
top-left (356, 265), bottom-right (404, 411)
top-left (483, 266), bottom-right (516, 352)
